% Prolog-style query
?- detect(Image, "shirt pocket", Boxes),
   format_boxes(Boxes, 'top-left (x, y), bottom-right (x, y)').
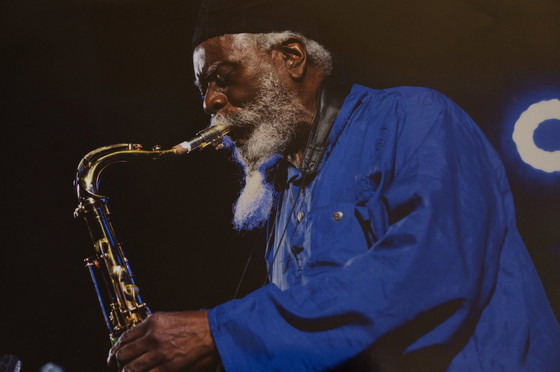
top-left (304, 203), bottom-right (371, 274)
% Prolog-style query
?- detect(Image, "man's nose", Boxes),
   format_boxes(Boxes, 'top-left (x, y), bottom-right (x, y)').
top-left (203, 88), bottom-right (227, 114)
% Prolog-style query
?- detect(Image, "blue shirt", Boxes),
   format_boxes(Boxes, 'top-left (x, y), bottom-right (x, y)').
top-left (209, 85), bottom-right (560, 371)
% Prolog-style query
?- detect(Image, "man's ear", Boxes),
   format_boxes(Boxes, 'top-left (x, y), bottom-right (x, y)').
top-left (275, 38), bottom-right (307, 81)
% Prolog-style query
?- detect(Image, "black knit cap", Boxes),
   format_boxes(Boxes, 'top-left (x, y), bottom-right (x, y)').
top-left (192, 0), bottom-right (322, 48)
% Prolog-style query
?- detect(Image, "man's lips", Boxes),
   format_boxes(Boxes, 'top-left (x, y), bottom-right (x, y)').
top-left (227, 126), bottom-right (252, 146)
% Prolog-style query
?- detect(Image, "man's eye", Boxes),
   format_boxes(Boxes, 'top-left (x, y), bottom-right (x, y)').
top-left (215, 73), bottom-right (230, 87)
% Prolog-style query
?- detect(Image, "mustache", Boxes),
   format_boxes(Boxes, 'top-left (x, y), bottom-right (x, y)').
top-left (210, 109), bottom-right (262, 148)
top-left (211, 108), bottom-right (260, 128)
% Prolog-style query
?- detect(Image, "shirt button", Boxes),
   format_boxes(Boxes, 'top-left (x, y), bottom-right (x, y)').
top-left (333, 211), bottom-right (344, 221)
top-left (297, 211), bottom-right (304, 222)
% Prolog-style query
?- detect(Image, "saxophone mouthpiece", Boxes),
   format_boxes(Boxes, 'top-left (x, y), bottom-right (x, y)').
top-left (172, 142), bottom-right (190, 156)
top-left (173, 123), bottom-right (232, 155)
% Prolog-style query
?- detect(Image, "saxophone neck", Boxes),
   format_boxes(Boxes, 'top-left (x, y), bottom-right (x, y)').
top-left (74, 144), bottom-right (178, 211)
top-left (74, 124), bottom-right (232, 214)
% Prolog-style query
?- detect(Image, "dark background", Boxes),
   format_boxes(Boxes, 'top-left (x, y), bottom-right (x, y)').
top-left (1, 0), bottom-right (559, 370)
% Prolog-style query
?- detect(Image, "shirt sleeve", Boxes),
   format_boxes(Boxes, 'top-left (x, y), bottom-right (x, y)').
top-left (208, 89), bottom-right (510, 371)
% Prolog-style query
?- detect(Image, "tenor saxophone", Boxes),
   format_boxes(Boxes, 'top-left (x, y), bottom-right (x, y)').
top-left (73, 123), bottom-right (231, 343)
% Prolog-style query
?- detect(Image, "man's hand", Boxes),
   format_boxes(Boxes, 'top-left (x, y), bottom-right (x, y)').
top-left (107, 310), bottom-right (219, 372)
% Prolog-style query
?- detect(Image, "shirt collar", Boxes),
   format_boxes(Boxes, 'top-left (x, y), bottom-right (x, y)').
top-left (298, 74), bottom-right (352, 176)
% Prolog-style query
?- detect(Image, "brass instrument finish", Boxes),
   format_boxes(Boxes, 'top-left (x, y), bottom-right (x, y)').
top-left (74, 124), bottom-right (230, 343)
top-left (74, 144), bottom-right (176, 343)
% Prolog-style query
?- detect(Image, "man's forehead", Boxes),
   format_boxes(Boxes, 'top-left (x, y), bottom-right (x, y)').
top-left (193, 36), bottom-right (236, 73)
top-left (192, 34), bottom-right (268, 86)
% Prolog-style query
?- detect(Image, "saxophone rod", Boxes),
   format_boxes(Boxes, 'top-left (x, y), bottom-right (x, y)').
top-left (172, 123), bottom-right (232, 155)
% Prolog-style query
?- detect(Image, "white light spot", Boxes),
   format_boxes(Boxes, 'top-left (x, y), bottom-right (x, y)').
top-left (512, 99), bottom-right (560, 173)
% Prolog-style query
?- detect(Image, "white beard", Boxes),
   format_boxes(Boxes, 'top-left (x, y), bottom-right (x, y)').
top-left (232, 168), bottom-right (275, 231)
top-left (211, 69), bottom-right (310, 231)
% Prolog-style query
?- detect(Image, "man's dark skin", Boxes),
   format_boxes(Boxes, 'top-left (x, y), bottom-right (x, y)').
top-left (108, 34), bottom-right (326, 371)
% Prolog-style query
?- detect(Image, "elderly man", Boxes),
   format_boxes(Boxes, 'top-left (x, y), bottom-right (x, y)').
top-left (108, 0), bottom-right (560, 371)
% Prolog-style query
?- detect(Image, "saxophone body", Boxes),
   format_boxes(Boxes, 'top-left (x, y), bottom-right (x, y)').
top-left (73, 124), bottom-right (230, 343)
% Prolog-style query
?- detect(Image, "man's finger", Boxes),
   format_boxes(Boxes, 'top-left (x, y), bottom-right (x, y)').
top-left (112, 336), bottom-right (149, 366)
top-left (107, 321), bottom-right (150, 366)
top-left (121, 350), bottom-right (163, 372)
top-left (115, 320), bottom-right (148, 347)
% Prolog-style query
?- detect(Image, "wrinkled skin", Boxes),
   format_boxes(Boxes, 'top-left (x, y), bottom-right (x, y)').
top-left (108, 311), bottom-right (218, 372)
top-left (193, 34), bottom-right (322, 166)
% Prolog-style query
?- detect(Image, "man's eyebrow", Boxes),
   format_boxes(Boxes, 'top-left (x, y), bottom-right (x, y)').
top-left (194, 61), bottom-right (225, 88)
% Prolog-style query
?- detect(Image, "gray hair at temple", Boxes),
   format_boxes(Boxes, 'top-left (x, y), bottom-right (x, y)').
top-left (231, 31), bottom-right (333, 77)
